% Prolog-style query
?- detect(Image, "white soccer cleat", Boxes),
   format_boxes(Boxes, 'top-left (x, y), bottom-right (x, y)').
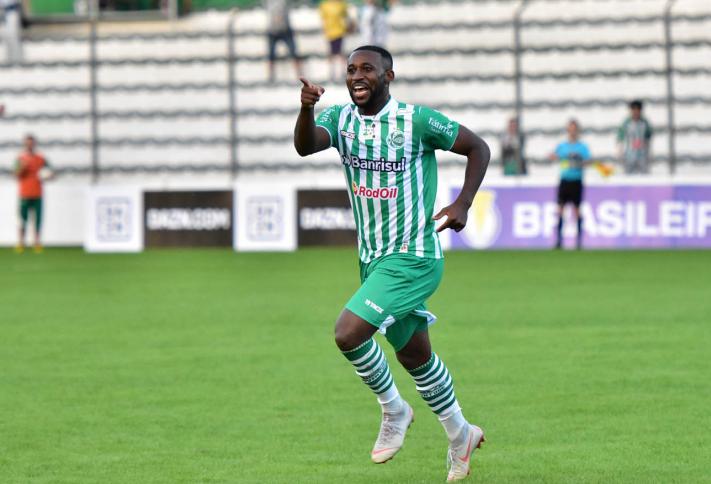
top-left (370, 400), bottom-right (414, 463)
top-left (446, 424), bottom-right (485, 481)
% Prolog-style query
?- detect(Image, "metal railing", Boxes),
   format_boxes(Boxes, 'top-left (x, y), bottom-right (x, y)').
top-left (1, 0), bottom-right (710, 178)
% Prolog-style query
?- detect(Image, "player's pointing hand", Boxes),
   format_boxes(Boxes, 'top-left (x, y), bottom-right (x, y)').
top-left (433, 200), bottom-right (469, 233)
top-left (300, 77), bottom-right (325, 108)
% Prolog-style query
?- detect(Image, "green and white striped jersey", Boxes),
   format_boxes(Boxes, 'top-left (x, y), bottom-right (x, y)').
top-left (316, 97), bottom-right (459, 263)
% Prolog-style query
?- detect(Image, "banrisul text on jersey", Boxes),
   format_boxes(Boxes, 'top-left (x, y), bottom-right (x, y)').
top-left (316, 97), bottom-right (459, 263)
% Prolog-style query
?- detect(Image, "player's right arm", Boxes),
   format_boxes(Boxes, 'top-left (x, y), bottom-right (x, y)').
top-left (14, 158), bottom-right (28, 178)
top-left (294, 78), bottom-right (331, 156)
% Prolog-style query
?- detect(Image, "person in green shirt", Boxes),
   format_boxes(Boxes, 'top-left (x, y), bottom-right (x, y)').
top-left (295, 45), bottom-right (491, 481)
top-left (617, 99), bottom-right (653, 174)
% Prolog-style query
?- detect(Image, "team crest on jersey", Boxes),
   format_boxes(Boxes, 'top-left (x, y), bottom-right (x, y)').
top-left (386, 129), bottom-right (406, 149)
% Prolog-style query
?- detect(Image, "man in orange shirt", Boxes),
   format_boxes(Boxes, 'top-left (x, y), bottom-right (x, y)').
top-left (15, 134), bottom-right (51, 253)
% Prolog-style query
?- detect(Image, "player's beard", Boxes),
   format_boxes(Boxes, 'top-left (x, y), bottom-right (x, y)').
top-left (350, 73), bottom-right (388, 111)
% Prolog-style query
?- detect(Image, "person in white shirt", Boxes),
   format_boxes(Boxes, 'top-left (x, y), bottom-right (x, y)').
top-left (1, 0), bottom-right (23, 64)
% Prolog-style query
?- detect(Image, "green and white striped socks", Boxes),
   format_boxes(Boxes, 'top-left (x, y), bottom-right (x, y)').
top-left (342, 338), bottom-right (402, 412)
top-left (408, 353), bottom-right (468, 442)
top-left (342, 342), bottom-right (468, 440)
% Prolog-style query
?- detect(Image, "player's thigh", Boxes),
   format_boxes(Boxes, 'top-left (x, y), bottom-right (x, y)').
top-left (386, 306), bottom-right (433, 353)
top-left (557, 181), bottom-right (575, 205)
top-left (346, 254), bottom-right (443, 346)
top-left (329, 38), bottom-right (343, 56)
top-left (19, 199), bottom-right (30, 222)
top-left (334, 308), bottom-right (378, 350)
top-left (283, 30), bottom-right (298, 57)
top-left (33, 198), bottom-right (43, 227)
top-left (267, 33), bottom-right (278, 61)
top-left (556, 182), bottom-right (567, 206)
top-left (573, 181), bottom-right (583, 207)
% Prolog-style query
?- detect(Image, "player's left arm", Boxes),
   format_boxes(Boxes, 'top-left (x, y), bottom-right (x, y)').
top-left (42, 157), bottom-right (56, 180)
top-left (581, 144), bottom-right (595, 167)
top-left (433, 125), bottom-right (490, 233)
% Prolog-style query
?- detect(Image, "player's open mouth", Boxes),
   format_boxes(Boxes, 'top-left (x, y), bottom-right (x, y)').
top-left (351, 83), bottom-right (370, 100)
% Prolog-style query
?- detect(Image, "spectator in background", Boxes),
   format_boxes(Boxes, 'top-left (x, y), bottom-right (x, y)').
top-left (15, 134), bottom-right (53, 253)
top-left (500, 117), bottom-right (526, 176)
top-left (1, 0), bottom-right (24, 64)
top-left (360, 0), bottom-right (394, 47)
top-left (264, 0), bottom-right (303, 83)
top-left (617, 99), bottom-right (653, 174)
top-left (549, 119), bottom-right (591, 250)
top-left (319, 0), bottom-right (352, 83)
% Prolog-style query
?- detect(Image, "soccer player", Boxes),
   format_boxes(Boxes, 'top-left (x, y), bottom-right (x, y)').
top-left (15, 134), bottom-right (51, 253)
top-left (294, 46), bottom-right (490, 481)
top-left (549, 119), bottom-right (591, 250)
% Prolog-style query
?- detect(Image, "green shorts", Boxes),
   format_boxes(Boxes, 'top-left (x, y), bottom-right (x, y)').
top-left (19, 198), bottom-right (43, 231)
top-left (345, 253), bottom-right (444, 352)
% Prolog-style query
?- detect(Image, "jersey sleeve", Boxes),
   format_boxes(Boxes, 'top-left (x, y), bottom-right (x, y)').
top-left (417, 106), bottom-right (460, 151)
top-left (554, 143), bottom-right (565, 159)
top-left (581, 143), bottom-right (592, 161)
top-left (315, 104), bottom-right (342, 148)
top-left (644, 120), bottom-right (653, 140)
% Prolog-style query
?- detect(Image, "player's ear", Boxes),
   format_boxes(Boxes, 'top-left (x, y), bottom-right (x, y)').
top-left (385, 69), bottom-right (395, 83)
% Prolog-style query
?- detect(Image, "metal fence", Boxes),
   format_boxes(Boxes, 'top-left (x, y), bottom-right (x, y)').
top-left (1, 0), bottom-right (711, 179)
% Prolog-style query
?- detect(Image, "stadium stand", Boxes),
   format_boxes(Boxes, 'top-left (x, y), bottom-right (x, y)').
top-left (1, 0), bottom-right (710, 180)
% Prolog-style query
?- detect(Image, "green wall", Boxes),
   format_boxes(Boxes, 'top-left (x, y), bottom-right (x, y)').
top-left (30, 0), bottom-right (75, 15)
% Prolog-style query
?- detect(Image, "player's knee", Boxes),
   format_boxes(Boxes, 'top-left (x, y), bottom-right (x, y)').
top-left (334, 327), bottom-right (351, 351)
top-left (334, 322), bottom-right (361, 351)
top-left (334, 310), bottom-right (372, 351)
top-left (395, 348), bottom-right (429, 370)
top-left (395, 331), bottom-right (432, 370)
top-left (395, 352), bottom-right (414, 369)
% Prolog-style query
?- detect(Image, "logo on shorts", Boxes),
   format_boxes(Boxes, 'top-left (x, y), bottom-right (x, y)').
top-left (352, 182), bottom-right (399, 200)
top-left (386, 129), bottom-right (406, 149)
top-left (365, 299), bottom-right (384, 314)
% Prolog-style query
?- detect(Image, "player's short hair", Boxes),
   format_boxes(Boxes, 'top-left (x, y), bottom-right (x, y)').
top-left (352, 45), bottom-right (393, 70)
top-left (629, 99), bottom-right (643, 110)
top-left (24, 133), bottom-right (36, 141)
top-left (568, 118), bottom-right (579, 128)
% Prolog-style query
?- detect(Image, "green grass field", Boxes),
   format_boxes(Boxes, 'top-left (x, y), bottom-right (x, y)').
top-left (1, 248), bottom-right (710, 483)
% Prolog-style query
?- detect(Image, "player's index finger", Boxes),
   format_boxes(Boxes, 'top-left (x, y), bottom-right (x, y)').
top-left (436, 217), bottom-right (452, 233)
top-left (299, 77), bottom-right (313, 88)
